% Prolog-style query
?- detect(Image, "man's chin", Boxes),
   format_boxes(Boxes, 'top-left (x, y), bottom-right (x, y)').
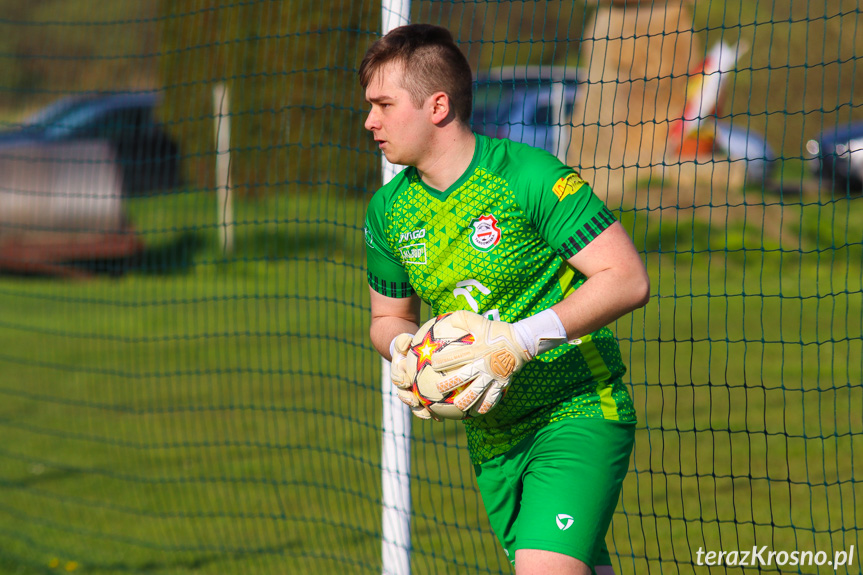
top-left (382, 152), bottom-right (406, 167)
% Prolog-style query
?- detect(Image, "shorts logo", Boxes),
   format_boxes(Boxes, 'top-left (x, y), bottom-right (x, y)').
top-left (556, 513), bottom-right (574, 531)
top-left (552, 173), bottom-right (586, 201)
top-left (469, 214), bottom-right (501, 252)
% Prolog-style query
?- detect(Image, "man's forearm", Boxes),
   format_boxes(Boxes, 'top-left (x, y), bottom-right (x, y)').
top-left (551, 221), bottom-right (650, 340)
top-left (370, 317), bottom-right (420, 361)
top-left (369, 289), bottom-right (422, 361)
top-left (550, 266), bottom-right (650, 341)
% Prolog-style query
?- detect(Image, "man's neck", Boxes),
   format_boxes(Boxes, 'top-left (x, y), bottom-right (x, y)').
top-left (416, 127), bottom-right (476, 192)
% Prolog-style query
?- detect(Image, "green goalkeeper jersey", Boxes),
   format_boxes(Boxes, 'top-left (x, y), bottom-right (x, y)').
top-left (364, 134), bottom-right (636, 464)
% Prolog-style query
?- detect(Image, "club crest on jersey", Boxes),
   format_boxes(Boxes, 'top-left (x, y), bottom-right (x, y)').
top-left (469, 214), bottom-right (501, 252)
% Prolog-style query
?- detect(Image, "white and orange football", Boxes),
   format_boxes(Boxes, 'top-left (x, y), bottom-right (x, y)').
top-left (404, 312), bottom-right (484, 420)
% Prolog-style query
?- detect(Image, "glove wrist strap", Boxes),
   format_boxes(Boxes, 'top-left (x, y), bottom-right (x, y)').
top-left (513, 309), bottom-right (568, 358)
top-left (389, 332), bottom-right (413, 359)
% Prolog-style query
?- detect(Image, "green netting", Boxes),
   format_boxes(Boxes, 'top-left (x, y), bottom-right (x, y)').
top-left (0, 1), bottom-right (860, 574)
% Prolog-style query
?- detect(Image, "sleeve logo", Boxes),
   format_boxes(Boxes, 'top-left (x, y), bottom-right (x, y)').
top-left (552, 172), bottom-right (586, 201)
top-left (397, 228), bottom-right (427, 264)
top-left (399, 243), bottom-right (427, 265)
top-left (469, 214), bottom-right (501, 252)
top-left (363, 226), bottom-right (375, 248)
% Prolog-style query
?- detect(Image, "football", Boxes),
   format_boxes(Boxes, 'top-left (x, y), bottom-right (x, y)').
top-left (404, 312), bottom-right (483, 420)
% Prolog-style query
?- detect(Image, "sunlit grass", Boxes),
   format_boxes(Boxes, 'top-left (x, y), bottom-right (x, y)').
top-left (0, 190), bottom-right (860, 574)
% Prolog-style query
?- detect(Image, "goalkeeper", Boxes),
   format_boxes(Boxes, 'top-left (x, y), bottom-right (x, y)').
top-left (360, 24), bottom-right (650, 575)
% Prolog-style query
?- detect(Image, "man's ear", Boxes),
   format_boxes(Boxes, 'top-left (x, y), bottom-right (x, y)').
top-left (429, 91), bottom-right (453, 125)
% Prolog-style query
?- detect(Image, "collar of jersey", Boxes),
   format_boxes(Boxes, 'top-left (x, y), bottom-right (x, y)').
top-left (407, 133), bottom-right (484, 200)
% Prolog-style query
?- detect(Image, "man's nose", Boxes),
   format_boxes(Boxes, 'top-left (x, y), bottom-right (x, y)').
top-left (364, 109), bottom-right (378, 131)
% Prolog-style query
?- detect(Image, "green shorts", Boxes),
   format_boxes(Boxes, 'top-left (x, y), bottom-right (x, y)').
top-left (474, 417), bottom-right (635, 567)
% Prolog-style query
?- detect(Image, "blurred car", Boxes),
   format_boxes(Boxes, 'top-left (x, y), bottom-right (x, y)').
top-left (805, 121), bottom-right (863, 192)
top-left (713, 121), bottom-right (778, 184)
top-left (0, 93), bottom-right (182, 195)
top-left (473, 66), bottom-right (776, 184)
top-left (472, 66), bottom-right (580, 162)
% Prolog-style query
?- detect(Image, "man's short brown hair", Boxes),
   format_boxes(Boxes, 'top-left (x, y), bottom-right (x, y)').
top-left (359, 24), bottom-right (473, 124)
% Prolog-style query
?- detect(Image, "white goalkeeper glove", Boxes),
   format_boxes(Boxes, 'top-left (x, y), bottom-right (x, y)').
top-left (430, 309), bottom-right (568, 415)
top-left (389, 333), bottom-right (432, 420)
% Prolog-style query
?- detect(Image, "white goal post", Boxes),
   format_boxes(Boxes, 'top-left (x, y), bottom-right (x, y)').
top-left (379, 2), bottom-right (412, 575)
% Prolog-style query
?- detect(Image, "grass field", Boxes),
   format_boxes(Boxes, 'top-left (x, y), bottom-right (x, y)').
top-left (0, 186), bottom-right (861, 574)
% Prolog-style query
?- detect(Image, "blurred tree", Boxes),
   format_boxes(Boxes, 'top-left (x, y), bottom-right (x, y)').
top-left (158, 0), bottom-right (379, 198)
top-left (0, 0), bottom-right (858, 193)
top-left (416, 0), bottom-right (588, 73)
top-left (0, 0), bottom-right (159, 112)
top-left (693, 0), bottom-right (863, 157)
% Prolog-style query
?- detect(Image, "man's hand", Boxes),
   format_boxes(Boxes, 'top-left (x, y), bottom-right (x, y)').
top-left (429, 309), bottom-right (567, 415)
top-left (389, 333), bottom-right (432, 420)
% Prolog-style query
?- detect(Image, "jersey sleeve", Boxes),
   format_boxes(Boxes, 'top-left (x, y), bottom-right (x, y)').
top-left (508, 144), bottom-right (616, 260)
top-left (364, 191), bottom-right (414, 298)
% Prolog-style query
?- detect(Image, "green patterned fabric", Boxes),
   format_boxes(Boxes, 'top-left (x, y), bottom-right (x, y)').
top-left (365, 135), bottom-right (636, 463)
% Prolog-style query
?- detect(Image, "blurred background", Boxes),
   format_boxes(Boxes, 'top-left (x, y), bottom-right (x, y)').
top-left (0, 1), bottom-right (860, 574)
